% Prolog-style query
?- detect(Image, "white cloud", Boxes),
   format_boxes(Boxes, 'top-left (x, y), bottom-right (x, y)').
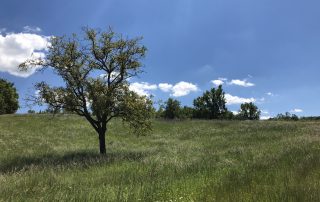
top-left (0, 30), bottom-right (50, 77)
top-left (158, 81), bottom-right (198, 97)
top-left (225, 93), bottom-right (256, 105)
top-left (211, 79), bottom-right (224, 86)
top-left (266, 92), bottom-right (274, 96)
top-left (23, 26), bottom-right (42, 33)
top-left (231, 111), bottom-right (239, 115)
top-left (211, 78), bottom-right (225, 86)
top-left (211, 78), bottom-right (255, 87)
top-left (261, 110), bottom-right (269, 114)
top-left (290, 108), bottom-right (303, 113)
top-left (171, 81), bottom-right (199, 97)
top-left (158, 83), bottom-right (173, 92)
top-left (129, 82), bottom-right (157, 96)
top-left (260, 116), bottom-right (271, 120)
top-left (228, 79), bottom-right (255, 87)
top-left (211, 77), bottom-right (227, 86)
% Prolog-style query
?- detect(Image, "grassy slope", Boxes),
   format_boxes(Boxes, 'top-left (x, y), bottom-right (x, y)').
top-left (0, 115), bottom-right (319, 201)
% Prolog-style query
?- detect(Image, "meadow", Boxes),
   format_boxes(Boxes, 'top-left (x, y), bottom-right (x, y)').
top-left (0, 114), bottom-right (319, 201)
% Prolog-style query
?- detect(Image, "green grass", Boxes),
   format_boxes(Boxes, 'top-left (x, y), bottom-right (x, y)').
top-left (0, 114), bottom-right (319, 201)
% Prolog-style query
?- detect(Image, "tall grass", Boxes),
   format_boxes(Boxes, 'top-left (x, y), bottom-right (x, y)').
top-left (0, 114), bottom-right (319, 201)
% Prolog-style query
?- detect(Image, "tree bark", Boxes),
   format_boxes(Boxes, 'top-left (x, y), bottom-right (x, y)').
top-left (99, 130), bottom-right (106, 154)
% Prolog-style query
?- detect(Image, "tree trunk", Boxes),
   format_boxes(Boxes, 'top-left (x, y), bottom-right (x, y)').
top-left (99, 131), bottom-right (106, 154)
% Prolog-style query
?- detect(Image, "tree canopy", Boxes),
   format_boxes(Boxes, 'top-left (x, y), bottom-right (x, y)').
top-left (0, 79), bottom-right (19, 115)
top-left (163, 98), bottom-right (181, 119)
top-left (193, 85), bottom-right (227, 119)
top-left (20, 27), bottom-right (153, 154)
top-left (238, 102), bottom-right (260, 120)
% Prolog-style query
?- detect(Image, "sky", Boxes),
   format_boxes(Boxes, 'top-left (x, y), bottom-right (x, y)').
top-left (1, 0), bottom-right (320, 119)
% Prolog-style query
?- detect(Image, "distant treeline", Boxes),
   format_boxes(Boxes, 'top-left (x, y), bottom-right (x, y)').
top-left (27, 108), bottom-right (75, 114)
top-left (155, 85), bottom-right (260, 120)
top-left (270, 112), bottom-right (320, 121)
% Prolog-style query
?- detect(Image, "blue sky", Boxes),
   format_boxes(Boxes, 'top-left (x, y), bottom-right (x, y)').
top-left (1, 0), bottom-right (320, 118)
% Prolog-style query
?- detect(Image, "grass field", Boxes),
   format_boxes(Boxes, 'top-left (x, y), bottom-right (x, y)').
top-left (0, 114), bottom-right (319, 201)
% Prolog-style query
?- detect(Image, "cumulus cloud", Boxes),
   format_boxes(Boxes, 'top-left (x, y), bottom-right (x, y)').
top-left (212, 80), bottom-right (224, 86)
top-left (225, 93), bottom-right (256, 105)
top-left (0, 30), bottom-right (50, 77)
top-left (261, 110), bottom-right (269, 114)
top-left (211, 78), bottom-right (227, 86)
top-left (260, 116), bottom-right (271, 120)
top-left (158, 83), bottom-right (173, 92)
top-left (231, 111), bottom-right (239, 115)
top-left (228, 79), bottom-right (255, 87)
top-left (129, 81), bottom-right (198, 97)
top-left (171, 81), bottom-right (198, 97)
top-left (129, 82), bottom-right (157, 96)
top-left (158, 81), bottom-right (198, 97)
top-left (211, 78), bottom-right (255, 87)
top-left (290, 108), bottom-right (303, 113)
top-left (266, 92), bottom-right (274, 96)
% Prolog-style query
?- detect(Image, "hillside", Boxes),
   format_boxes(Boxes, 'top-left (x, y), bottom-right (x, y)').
top-left (0, 115), bottom-right (319, 201)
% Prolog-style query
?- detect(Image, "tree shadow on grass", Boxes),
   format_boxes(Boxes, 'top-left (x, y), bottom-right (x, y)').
top-left (0, 150), bottom-right (147, 174)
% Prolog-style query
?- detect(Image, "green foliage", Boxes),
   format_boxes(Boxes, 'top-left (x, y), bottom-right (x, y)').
top-left (300, 116), bottom-right (320, 121)
top-left (238, 102), bottom-right (261, 120)
top-left (193, 85), bottom-right (227, 119)
top-left (20, 27), bottom-right (152, 154)
top-left (154, 99), bottom-right (165, 118)
top-left (179, 106), bottom-right (194, 119)
top-left (222, 110), bottom-right (235, 120)
top-left (121, 91), bottom-right (154, 136)
top-left (155, 106), bottom-right (165, 118)
top-left (1, 115), bottom-right (320, 201)
top-left (163, 98), bottom-right (181, 119)
top-left (27, 109), bottom-right (36, 114)
top-left (0, 79), bottom-right (19, 115)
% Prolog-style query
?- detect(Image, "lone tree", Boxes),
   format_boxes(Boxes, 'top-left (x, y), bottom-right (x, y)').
top-left (163, 98), bottom-right (181, 119)
top-left (0, 79), bottom-right (19, 115)
top-left (238, 102), bottom-right (260, 120)
top-left (20, 28), bottom-right (153, 154)
top-left (193, 85), bottom-right (227, 119)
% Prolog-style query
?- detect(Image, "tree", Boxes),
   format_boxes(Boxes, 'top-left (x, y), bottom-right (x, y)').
top-left (20, 27), bottom-right (153, 154)
top-left (163, 98), bottom-right (181, 119)
top-left (180, 106), bottom-right (194, 119)
top-left (238, 102), bottom-right (260, 120)
top-left (222, 110), bottom-right (235, 120)
top-left (193, 85), bottom-right (227, 119)
top-left (0, 79), bottom-right (19, 115)
top-left (27, 109), bottom-right (36, 114)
